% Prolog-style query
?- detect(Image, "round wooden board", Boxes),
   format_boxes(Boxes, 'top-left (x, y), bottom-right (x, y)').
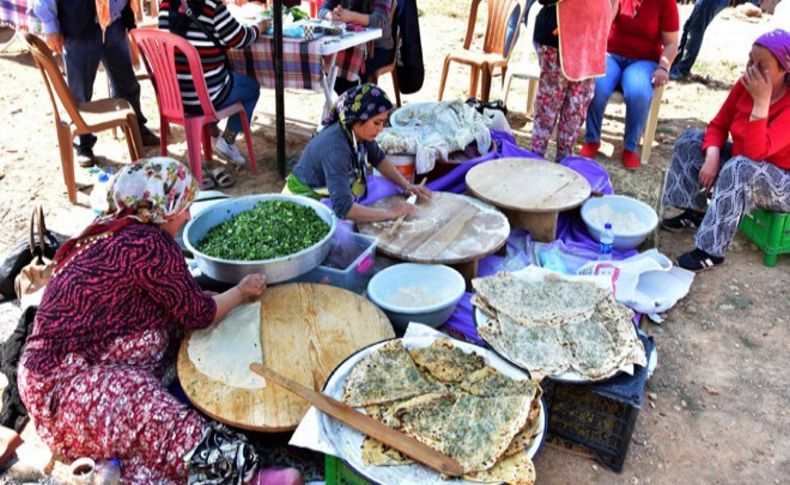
top-left (177, 283), bottom-right (394, 432)
top-left (465, 158), bottom-right (591, 213)
top-left (357, 192), bottom-right (510, 265)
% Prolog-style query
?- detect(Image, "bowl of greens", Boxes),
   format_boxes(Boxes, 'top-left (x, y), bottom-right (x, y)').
top-left (184, 194), bottom-right (337, 284)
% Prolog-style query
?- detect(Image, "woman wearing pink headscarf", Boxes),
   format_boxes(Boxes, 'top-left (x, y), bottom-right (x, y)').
top-left (661, 29), bottom-right (790, 271)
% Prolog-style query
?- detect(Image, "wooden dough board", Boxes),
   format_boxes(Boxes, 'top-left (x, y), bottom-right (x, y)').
top-left (177, 283), bottom-right (394, 432)
top-left (466, 158), bottom-right (591, 241)
top-left (357, 192), bottom-right (510, 266)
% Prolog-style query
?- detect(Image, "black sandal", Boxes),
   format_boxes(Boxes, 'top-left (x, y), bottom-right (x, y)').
top-left (661, 210), bottom-right (704, 232)
top-left (677, 248), bottom-right (724, 272)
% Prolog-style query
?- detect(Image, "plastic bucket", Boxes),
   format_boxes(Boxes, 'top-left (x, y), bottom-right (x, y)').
top-left (389, 154), bottom-right (415, 184)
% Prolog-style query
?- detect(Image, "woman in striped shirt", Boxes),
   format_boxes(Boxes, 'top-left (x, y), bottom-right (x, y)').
top-left (159, 0), bottom-right (268, 165)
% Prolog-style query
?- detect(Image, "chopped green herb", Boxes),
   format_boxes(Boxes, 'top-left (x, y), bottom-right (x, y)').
top-left (197, 200), bottom-right (330, 260)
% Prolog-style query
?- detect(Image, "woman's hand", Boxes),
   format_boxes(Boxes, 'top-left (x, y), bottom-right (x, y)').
top-left (256, 18), bottom-right (271, 34)
top-left (388, 201), bottom-right (417, 220)
top-left (405, 183), bottom-right (432, 201)
top-left (743, 64), bottom-right (772, 117)
top-left (332, 6), bottom-right (359, 23)
top-left (652, 67), bottom-right (670, 87)
top-left (698, 154), bottom-right (721, 192)
top-left (236, 274), bottom-right (267, 300)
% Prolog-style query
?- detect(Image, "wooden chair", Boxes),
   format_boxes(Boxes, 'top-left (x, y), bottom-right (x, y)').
top-left (437, 0), bottom-right (526, 102)
top-left (23, 33), bottom-right (144, 204)
top-left (502, 2), bottom-right (540, 117)
top-left (368, 0), bottom-right (401, 107)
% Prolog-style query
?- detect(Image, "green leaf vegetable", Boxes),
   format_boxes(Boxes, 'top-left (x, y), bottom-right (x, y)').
top-left (197, 200), bottom-right (330, 261)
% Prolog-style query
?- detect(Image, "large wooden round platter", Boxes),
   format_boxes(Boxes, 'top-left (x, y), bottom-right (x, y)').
top-left (177, 283), bottom-right (394, 432)
top-left (357, 192), bottom-right (509, 265)
top-left (466, 158), bottom-right (590, 241)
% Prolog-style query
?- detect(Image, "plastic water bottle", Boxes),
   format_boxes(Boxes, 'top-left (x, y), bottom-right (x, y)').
top-left (598, 223), bottom-right (615, 261)
top-left (93, 458), bottom-right (121, 484)
top-left (90, 172), bottom-right (111, 216)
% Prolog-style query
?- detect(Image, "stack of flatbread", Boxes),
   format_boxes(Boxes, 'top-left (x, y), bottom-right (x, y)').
top-left (342, 338), bottom-right (541, 485)
top-left (473, 272), bottom-right (646, 380)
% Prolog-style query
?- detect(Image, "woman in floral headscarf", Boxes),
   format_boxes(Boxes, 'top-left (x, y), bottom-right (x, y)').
top-left (18, 158), bottom-right (302, 484)
top-left (661, 29), bottom-right (790, 271)
top-left (286, 84), bottom-right (431, 222)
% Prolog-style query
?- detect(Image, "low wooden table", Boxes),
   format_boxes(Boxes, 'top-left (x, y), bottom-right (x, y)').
top-left (466, 158), bottom-right (591, 242)
top-left (177, 283), bottom-right (394, 432)
top-left (357, 192), bottom-right (510, 285)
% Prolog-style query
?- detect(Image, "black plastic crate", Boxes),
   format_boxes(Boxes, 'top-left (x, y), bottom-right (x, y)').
top-left (541, 378), bottom-right (639, 472)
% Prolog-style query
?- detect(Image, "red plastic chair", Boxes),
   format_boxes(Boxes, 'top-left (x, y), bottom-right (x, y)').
top-left (129, 29), bottom-right (256, 187)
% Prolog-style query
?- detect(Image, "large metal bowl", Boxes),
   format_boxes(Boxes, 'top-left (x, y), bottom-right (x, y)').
top-left (184, 194), bottom-right (337, 284)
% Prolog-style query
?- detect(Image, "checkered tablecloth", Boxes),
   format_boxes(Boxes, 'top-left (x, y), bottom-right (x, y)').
top-left (228, 35), bottom-right (368, 92)
top-left (0, 0), bottom-right (39, 31)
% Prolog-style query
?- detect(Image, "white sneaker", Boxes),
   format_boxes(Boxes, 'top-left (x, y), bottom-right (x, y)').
top-left (213, 136), bottom-right (246, 167)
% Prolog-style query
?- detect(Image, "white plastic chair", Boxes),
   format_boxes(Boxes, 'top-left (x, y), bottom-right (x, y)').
top-left (502, 2), bottom-right (541, 117)
top-left (609, 84), bottom-right (665, 164)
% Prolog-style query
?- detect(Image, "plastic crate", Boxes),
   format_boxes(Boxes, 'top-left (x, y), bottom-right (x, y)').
top-left (541, 379), bottom-right (639, 473)
top-left (295, 232), bottom-right (378, 294)
top-left (739, 209), bottom-right (790, 267)
top-left (325, 455), bottom-right (371, 485)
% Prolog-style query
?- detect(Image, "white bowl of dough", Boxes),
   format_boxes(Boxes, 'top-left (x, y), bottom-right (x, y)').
top-left (580, 195), bottom-right (658, 250)
top-left (367, 263), bottom-right (465, 331)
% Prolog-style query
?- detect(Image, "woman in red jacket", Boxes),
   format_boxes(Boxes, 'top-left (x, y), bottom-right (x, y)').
top-left (661, 29), bottom-right (790, 271)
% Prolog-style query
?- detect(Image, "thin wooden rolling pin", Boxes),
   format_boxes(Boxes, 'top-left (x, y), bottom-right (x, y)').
top-left (249, 363), bottom-right (465, 477)
top-left (387, 177), bottom-right (428, 236)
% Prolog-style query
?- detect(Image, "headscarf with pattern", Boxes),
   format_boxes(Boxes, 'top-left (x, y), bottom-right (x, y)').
top-left (754, 29), bottom-right (790, 73)
top-left (54, 157), bottom-right (198, 270)
top-left (321, 83), bottom-right (393, 144)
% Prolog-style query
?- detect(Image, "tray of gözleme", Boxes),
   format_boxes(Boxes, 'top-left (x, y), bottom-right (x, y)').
top-left (472, 267), bottom-right (647, 384)
top-left (293, 324), bottom-right (546, 485)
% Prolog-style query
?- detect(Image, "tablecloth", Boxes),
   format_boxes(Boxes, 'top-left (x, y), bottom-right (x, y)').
top-left (227, 35), bottom-right (368, 91)
top-left (0, 0), bottom-right (39, 31)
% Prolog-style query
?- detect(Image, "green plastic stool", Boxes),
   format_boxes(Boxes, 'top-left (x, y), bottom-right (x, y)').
top-left (739, 209), bottom-right (790, 267)
top-left (325, 455), bottom-right (371, 485)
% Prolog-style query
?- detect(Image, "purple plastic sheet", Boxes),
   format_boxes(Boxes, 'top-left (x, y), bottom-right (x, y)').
top-left (319, 130), bottom-right (641, 342)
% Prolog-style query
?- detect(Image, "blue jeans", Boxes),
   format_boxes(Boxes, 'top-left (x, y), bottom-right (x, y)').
top-left (672, 0), bottom-right (729, 76)
top-left (63, 19), bottom-right (145, 150)
top-left (217, 71), bottom-right (260, 134)
top-left (584, 53), bottom-right (657, 152)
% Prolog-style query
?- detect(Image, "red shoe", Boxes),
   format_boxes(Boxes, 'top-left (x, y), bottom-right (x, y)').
top-left (579, 141), bottom-right (601, 158)
top-left (622, 150), bottom-right (640, 170)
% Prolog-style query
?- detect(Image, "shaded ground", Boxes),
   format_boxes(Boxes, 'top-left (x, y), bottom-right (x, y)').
top-left (0, 3), bottom-right (787, 484)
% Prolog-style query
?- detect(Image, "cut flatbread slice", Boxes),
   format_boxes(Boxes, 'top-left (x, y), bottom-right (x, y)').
top-left (381, 393), bottom-right (459, 450)
top-left (564, 319), bottom-right (617, 376)
top-left (360, 437), bottom-right (413, 466)
top-left (460, 366), bottom-right (539, 398)
top-left (473, 272), bottom-right (608, 326)
top-left (502, 393), bottom-right (543, 458)
top-left (408, 338), bottom-right (486, 383)
top-left (465, 452), bottom-right (536, 485)
top-left (342, 340), bottom-right (441, 407)
top-left (438, 394), bottom-right (532, 473)
top-left (496, 314), bottom-right (570, 377)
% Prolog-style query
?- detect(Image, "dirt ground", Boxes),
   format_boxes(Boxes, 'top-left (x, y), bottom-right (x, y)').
top-left (0, 3), bottom-right (788, 484)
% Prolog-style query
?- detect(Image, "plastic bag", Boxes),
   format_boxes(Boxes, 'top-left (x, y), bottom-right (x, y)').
top-left (577, 249), bottom-right (695, 315)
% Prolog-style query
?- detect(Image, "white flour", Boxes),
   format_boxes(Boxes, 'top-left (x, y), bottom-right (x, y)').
top-left (587, 203), bottom-right (648, 232)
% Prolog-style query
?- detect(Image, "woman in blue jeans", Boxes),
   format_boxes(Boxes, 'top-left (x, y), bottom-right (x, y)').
top-left (580, 0), bottom-right (679, 170)
top-left (159, 0), bottom-right (268, 166)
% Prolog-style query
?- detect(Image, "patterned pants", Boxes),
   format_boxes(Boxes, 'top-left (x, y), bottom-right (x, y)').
top-left (531, 45), bottom-right (596, 160)
top-left (662, 129), bottom-right (790, 257)
top-left (19, 329), bottom-right (257, 483)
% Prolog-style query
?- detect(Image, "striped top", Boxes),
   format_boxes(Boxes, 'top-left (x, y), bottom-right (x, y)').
top-left (159, 0), bottom-right (260, 113)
